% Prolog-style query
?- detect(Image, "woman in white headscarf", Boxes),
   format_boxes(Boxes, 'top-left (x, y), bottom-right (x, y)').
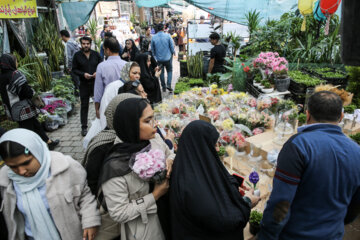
top-left (0, 128), bottom-right (100, 240)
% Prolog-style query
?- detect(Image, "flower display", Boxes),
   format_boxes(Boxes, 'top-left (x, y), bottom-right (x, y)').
top-left (249, 171), bottom-right (260, 189)
top-left (132, 149), bottom-right (166, 181)
top-left (222, 118), bottom-right (234, 131)
top-left (248, 97), bottom-right (257, 108)
top-left (252, 128), bottom-right (264, 135)
top-left (209, 110), bottom-right (220, 121)
top-left (231, 132), bottom-right (246, 149)
top-left (220, 131), bottom-right (232, 145)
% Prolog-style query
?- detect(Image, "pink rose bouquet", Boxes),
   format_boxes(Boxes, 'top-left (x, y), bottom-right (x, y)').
top-left (231, 131), bottom-right (246, 150)
top-left (132, 149), bottom-right (166, 182)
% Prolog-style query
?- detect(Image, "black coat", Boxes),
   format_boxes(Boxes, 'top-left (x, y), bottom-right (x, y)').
top-left (135, 53), bottom-right (162, 104)
top-left (169, 120), bottom-right (251, 240)
top-left (121, 39), bottom-right (140, 62)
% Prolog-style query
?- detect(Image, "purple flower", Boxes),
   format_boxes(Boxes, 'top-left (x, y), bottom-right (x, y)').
top-left (249, 171), bottom-right (259, 188)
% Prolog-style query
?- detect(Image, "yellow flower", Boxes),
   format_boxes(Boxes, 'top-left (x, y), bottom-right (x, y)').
top-left (210, 84), bottom-right (218, 89)
top-left (222, 119), bottom-right (234, 131)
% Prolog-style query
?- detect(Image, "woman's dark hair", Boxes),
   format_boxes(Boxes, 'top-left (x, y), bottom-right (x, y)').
top-left (60, 30), bottom-right (70, 38)
top-left (145, 26), bottom-right (151, 32)
top-left (118, 81), bottom-right (141, 95)
top-left (209, 32), bottom-right (220, 40)
top-left (308, 91), bottom-right (343, 122)
top-left (131, 62), bottom-right (140, 69)
top-left (0, 141), bottom-right (31, 160)
top-left (104, 37), bottom-right (120, 53)
top-left (80, 36), bottom-right (92, 44)
top-left (104, 32), bottom-right (113, 38)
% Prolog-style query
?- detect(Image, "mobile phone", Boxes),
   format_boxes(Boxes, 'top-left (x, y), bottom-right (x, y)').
top-left (158, 64), bottom-right (163, 69)
top-left (232, 173), bottom-right (245, 187)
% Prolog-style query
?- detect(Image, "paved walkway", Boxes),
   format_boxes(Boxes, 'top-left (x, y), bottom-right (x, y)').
top-left (47, 102), bottom-right (95, 162)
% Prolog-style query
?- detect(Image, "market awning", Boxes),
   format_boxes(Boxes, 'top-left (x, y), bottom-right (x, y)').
top-left (59, 0), bottom-right (130, 31)
top-left (135, 0), bottom-right (299, 24)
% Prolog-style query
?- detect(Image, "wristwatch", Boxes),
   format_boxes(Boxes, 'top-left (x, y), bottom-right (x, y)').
top-left (243, 196), bottom-right (252, 208)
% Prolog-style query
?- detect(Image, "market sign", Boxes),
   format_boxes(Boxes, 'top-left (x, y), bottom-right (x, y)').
top-left (0, 0), bottom-right (38, 19)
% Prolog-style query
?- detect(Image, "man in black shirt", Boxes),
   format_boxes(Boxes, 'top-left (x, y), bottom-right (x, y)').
top-left (208, 32), bottom-right (226, 74)
top-left (72, 36), bottom-right (102, 136)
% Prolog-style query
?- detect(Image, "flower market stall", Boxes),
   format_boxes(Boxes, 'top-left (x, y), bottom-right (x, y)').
top-left (157, 71), bottom-right (359, 236)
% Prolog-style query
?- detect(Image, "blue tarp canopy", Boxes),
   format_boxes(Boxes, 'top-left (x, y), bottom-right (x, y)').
top-left (59, 0), bottom-right (339, 32)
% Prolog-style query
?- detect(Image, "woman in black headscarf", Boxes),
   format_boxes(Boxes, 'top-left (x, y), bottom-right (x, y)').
top-left (0, 54), bottom-right (59, 150)
top-left (135, 53), bottom-right (162, 104)
top-left (99, 98), bottom-right (175, 240)
top-left (169, 120), bottom-right (260, 240)
top-left (121, 39), bottom-right (139, 62)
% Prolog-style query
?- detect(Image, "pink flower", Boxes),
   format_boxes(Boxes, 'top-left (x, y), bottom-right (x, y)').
top-left (252, 128), bottom-right (264, 135)
top-left (149, 149), bottom-right (165, 161)
top-left (133, 149), bottom-right (166, 180)
top-left (248, 98), bottom-right (257, 108)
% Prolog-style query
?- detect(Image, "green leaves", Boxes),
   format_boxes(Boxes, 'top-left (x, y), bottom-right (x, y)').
top-left (249, 210), bottom-right (263, 225)
top-left (245, 10), bottom-right (262, 40)
top-left (32, 16), bottom-right (64, 71)
top-left (187, 52), bottom-right (204, 78)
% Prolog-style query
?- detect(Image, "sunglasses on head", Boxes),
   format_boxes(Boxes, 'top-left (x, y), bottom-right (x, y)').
top-left (131, 80), bottom-right (141, 88)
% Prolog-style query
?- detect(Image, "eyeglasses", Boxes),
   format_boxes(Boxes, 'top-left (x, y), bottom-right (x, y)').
top-left (131, 80), bottom-right (141, 88)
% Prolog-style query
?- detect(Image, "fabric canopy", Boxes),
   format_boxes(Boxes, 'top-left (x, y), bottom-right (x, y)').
top-left (136, 0), bottom-right (299, 24)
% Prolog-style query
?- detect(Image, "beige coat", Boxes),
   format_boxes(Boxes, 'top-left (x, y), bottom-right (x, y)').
top-left (0, 152), bottom-right (101, 240)
top-left (102, 134), bottom-right (175, 240)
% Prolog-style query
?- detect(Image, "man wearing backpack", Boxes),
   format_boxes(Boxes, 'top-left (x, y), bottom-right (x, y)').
top-left (60, 30), bottom-right (81, 95)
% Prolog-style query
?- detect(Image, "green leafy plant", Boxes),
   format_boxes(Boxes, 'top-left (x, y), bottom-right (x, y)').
top-left (346, 66), bottom-right (360, 106)
top-left (249, 210), bottom-right (263, 225)
top-left (245, 10), bottom-right (262, 40)
top-left (87, 19), bottom-right (100, 52)
top-left (177, 77), bottom-right (190, 83)
top-left (187, 52), bottom-right (204, 78)
top-left (188, 78), bottom-right (204, 87)
top-left (52, 76), bottom-right (76, 104)
top-left (350, 133), bottom-right (360, 145)
top-left (37, 114), bottom-right (50, 123)
top-left (0, 120), bottom-right (18, 131)
top-left (223, 58), bottom-right (246, 91)
top-left (254, 75), bottom-right (262, 83)
top-left (174, 82), bottom-right (191, 94)
top-left (15, 47), bottom-right (52, 92)
top-left (260, 79), bottom-right (268, 85)
top-left (344, 104), bottom-right (357, 114)
top-left (289, 70), bottom-right (324, 87)
top-left (32, 16), bottom-right (64, 71)
top-left (217, 146), bottom-right (226, 157)
top-left (263, 81), bottom-right (272, 88)
top-left (298, 113), bottom-right (307, 125)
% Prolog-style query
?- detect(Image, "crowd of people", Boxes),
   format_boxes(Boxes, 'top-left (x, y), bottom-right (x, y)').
top-left (0, 20), bottom-right (359, 240)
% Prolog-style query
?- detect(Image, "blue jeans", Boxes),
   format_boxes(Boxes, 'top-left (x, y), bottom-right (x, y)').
top-left (158, 58), bottom-right (173, 89)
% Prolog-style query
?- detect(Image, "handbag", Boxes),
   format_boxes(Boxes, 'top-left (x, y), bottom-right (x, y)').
top-left (11, 99), bottom-right (40, 122)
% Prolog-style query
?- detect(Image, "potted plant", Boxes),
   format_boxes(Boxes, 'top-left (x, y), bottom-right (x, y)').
top-left (253, 75), bottom-right (262, 87)
top-left (259, 80), bottom-right (268, 89)
top-left (249, 210), bottom-right (263, 235)
top-left (262, 81), bottom-right (274, 93)
top-left (272, 57), bottom-right (290, 92)
top-left (298, 113), bottom-right (307, 126)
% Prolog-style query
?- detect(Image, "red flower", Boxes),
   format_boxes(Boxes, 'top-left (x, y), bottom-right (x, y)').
top-left (241, 63), bottom-right (245, 66)
top-left (243, 66), bottom-right (250, 73)
top-left (172, 107), bottom-right (179, 114)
